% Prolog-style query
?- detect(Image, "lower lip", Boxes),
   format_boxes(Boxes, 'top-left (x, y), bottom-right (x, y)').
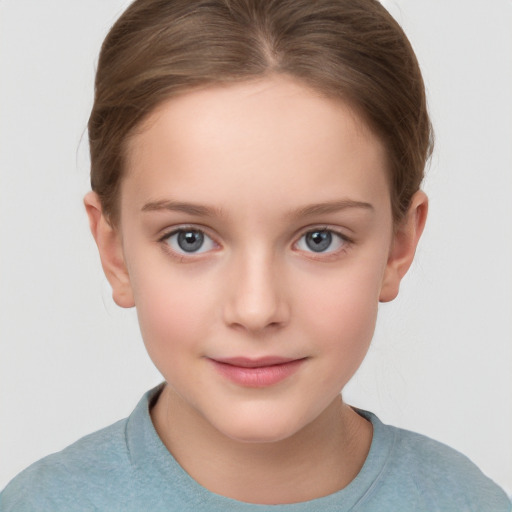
top-left (209, 359), bottom-right (305, 388)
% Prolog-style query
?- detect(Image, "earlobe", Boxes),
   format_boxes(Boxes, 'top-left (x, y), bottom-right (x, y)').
top-left (84, 192), bottom-right (135, 308)
top-left (379, 191), bottom-right (428, 303)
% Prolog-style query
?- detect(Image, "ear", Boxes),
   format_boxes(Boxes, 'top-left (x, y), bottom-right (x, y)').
top-left (84, 192), bottom-right (135, 308)
top-left (379, 191), bottom-right (428, 302)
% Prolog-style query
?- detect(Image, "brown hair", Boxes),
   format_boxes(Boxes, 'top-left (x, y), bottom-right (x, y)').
top-left (89, 0), bottom-right (433, 225)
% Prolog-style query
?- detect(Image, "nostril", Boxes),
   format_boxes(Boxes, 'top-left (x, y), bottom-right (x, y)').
top-left (224, 299), bottom-right (290, 333)
top-left (222, 257), bottom-right (290, 332)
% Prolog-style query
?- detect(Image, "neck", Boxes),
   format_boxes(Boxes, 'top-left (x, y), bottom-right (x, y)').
top-left (151, 385), bottom-right (373, 505)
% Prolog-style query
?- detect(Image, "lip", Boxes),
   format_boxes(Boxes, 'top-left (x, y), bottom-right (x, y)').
top-left (208, 356), bottom-right (306, 388)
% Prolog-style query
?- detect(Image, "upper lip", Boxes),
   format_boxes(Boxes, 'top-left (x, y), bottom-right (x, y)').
top-left (210, 356), bottom-right (304, 368)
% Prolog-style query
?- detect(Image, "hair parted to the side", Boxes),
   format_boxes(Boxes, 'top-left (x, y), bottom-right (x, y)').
top-left (88, 0), bottom-right (433, 226)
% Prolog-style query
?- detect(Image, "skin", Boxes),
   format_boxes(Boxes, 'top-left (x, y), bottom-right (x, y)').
top-left (85, 75), bottom-right (427, 504)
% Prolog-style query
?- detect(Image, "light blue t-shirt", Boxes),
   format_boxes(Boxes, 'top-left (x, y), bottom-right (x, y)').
top-left (1, 385), bottom-right (510, 511)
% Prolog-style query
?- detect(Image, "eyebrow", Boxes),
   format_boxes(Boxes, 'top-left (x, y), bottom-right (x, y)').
top-left (141, 200), bottom-right (224, 217)
top-left (289, 199), bottom-right (374, 219)
top-left (142, 198), bottom-right (373, 219)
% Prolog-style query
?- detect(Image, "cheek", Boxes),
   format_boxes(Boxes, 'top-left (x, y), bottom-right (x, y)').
top-left (130, 264), bottom-right (215, 369)
top-left (296, 261), bottom-right (383, 360)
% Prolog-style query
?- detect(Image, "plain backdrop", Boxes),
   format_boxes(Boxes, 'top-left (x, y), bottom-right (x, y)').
top-left (1, 0), bottom-right (511, 494)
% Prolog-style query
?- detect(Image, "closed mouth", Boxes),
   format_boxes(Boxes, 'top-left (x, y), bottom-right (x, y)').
top-left (211, 356), bottom-right (306, 367)
top-left (208, 357), bottom-right (307, 387)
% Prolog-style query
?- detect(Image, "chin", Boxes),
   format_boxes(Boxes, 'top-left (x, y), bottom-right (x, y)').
top-left (214, 413), bottom-right (306, 444)
top-left (224, 429), bottom-right (297, 445)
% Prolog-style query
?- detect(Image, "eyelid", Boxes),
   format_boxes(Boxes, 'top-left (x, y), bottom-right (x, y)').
top-left (295, 225), bottom-right (352, 242)
top-left (158, 225), bottom-right (220, 258)
top-left (158, 223), bottom-right (215, 241)
top-left (293, 226), bottom-right (353, 257)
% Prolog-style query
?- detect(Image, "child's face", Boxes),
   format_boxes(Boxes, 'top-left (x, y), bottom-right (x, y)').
top-left (96, 76), bottom-right (413, 443)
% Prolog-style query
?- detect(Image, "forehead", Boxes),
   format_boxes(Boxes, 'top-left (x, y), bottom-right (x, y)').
top-left (121, 76), bottom-right (391, 218)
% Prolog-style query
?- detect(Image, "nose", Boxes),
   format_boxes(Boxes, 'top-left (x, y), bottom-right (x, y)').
top-left (223, 249), bottom-right (290, 334)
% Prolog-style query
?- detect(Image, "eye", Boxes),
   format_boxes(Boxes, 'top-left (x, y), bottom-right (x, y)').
top-left (295, 229), bottom-right (347, 254)
top-left (163, 228), bottom-right (217, 255)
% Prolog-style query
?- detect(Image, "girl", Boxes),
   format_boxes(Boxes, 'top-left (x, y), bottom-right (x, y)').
top-left (1, 0), bottom-right (510, 510)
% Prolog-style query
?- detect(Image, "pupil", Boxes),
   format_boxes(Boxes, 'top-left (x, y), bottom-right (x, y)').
top-left (306, 230), bottom-right (332, 252)
top-left (178, 230), bottom-right (204, 252)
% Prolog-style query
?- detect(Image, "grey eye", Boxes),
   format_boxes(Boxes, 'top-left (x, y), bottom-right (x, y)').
top-left (177, 230), bottom-right (204, 252)
top-left (165, 229), bottom-right (215, 254)
top-left (296, 229), bottom-right (346, 254)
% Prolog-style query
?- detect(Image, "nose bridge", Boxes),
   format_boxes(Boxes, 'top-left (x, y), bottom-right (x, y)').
top-left (224, 243), bottom-right (288, 332)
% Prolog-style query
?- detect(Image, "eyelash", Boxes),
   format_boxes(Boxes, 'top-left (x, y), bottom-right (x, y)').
top-left (294, 226), bottom-right (352, 260)
top-left (158, 226), bottom-right (219, 261)
top-left (158, 225), bottom-right (352, 261)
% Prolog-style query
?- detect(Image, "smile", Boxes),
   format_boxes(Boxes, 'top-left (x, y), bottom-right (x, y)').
top-left (208, 357), bottom-right (307, 388)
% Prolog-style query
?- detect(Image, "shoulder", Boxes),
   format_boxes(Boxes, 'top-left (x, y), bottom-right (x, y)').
top-left (369, 415), bottom-right (511, 511)
top-left (0, 418), bottom-right (135, 512)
